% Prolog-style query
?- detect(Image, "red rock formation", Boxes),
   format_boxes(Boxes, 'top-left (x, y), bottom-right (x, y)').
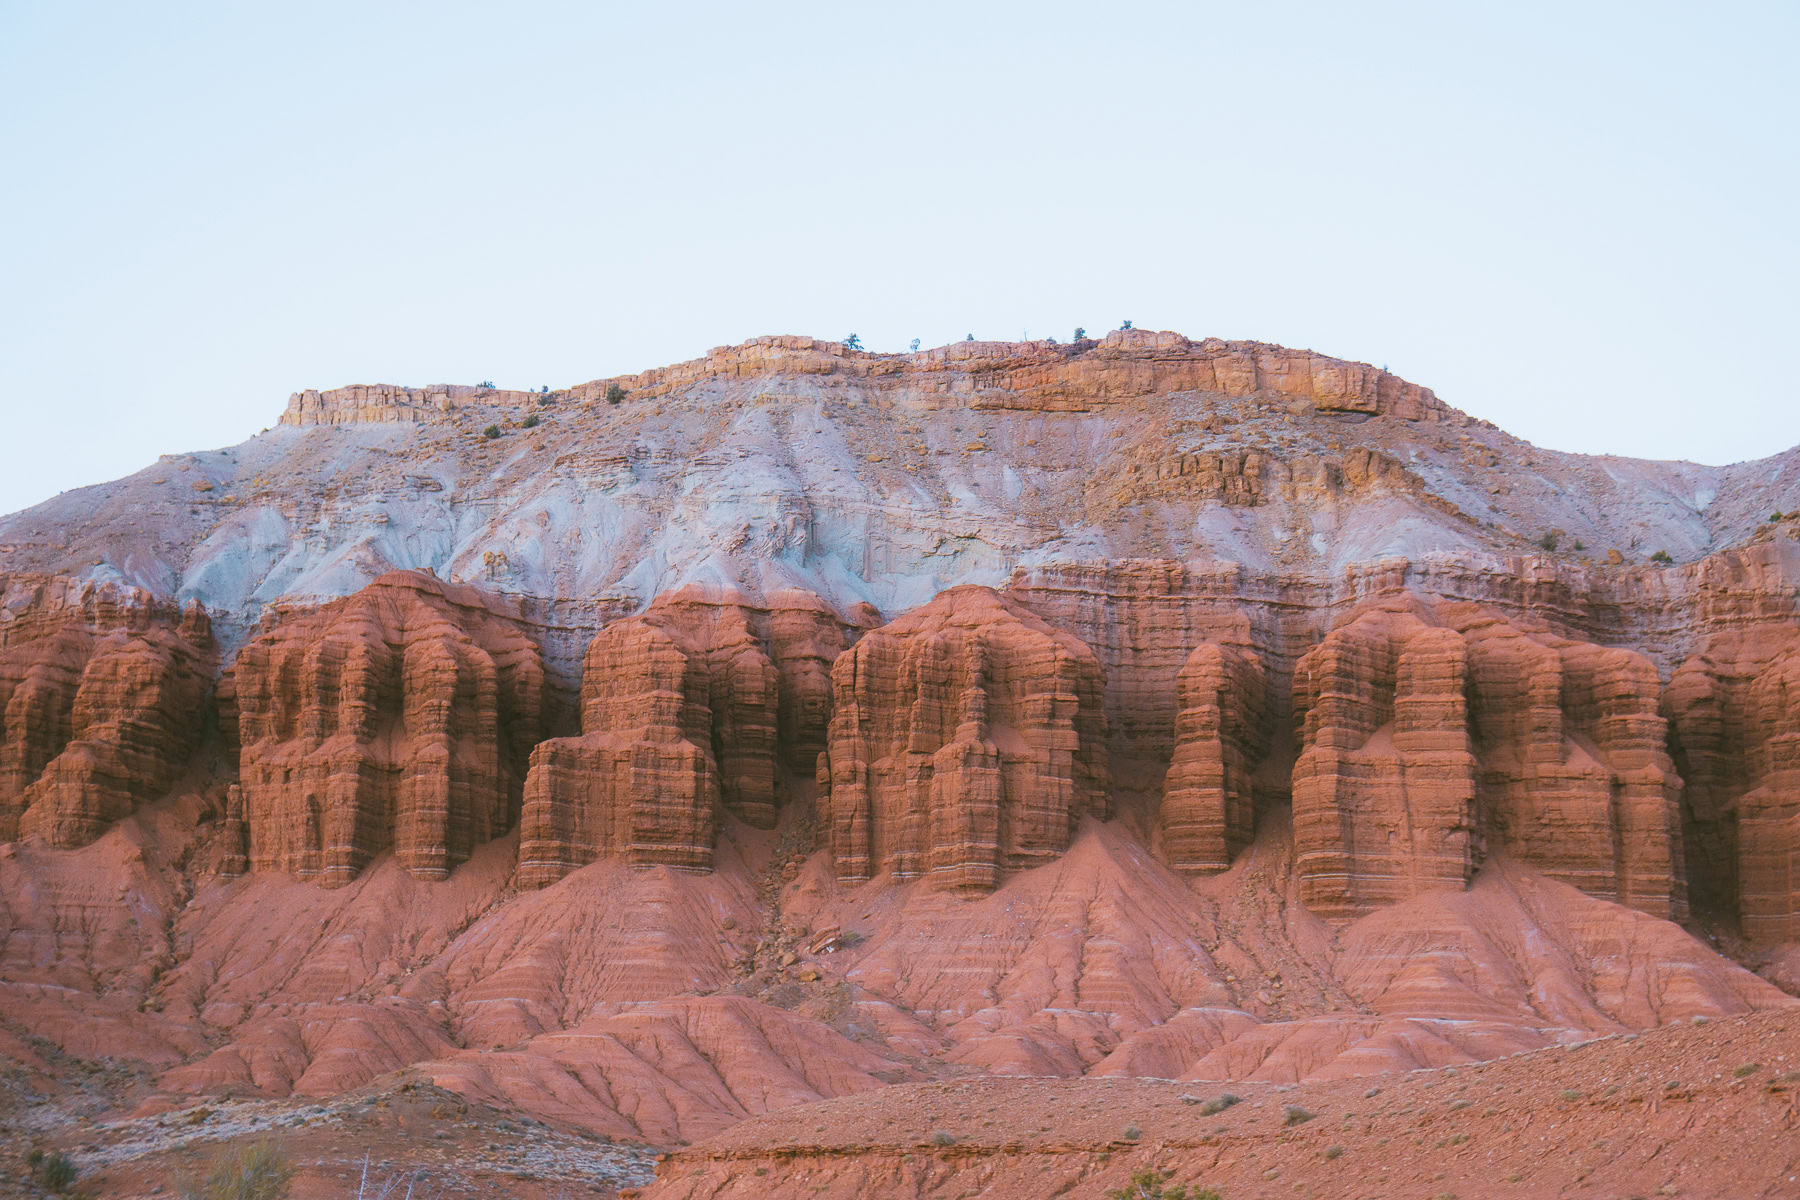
top-left (223, 571), bottom-right (544, 885)
top-left (518, 588), bottom-right (854, 885)
top-left (1292, 598), bottom-right (1479, 919)
top-left (0, 575), bottom-right (214, 846)
top-left (1292, 597), bottom-right (1683, 921)
top-left (1450, 604), bottom-right (1685, 919)
top-left (818, 586), bottom-right (1109, 893)
top-left (1157, 642), bottom-right (1272, 875)
top-left (1666, 627), bottom-right (1800, 941)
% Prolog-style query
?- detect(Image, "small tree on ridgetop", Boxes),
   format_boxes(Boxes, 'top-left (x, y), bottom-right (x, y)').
top-left (910, 338), bottom-right (920, 352)
top-left (844, 334), bottom-right (863, 350)
top-left (965, 333), bottom-right (975, 341)
top-left (1073, 327), bottom-right (1086, 341)
top-left (1120, 319), bottom-right (1133, 330)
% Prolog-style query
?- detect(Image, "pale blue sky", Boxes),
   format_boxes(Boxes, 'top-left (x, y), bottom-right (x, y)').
top-left (2, 1), bottom-right (1795, 517)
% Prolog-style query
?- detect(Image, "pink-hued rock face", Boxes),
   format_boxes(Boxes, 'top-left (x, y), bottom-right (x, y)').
top-left (517, 588), bottom-right (854, 885)
top-left (1667, 626), bottom-right (1800, 942)
top-left (1157, 641), bottom-right (1272, 875)
top-left (1291, 596), bottom-right (1684, 921)
top-left (0, 574), bottom-right (214, 846)
top-left (818, 586), bottom-right (1110, 894)
top-left (221, 571), bottom-right (544, 886)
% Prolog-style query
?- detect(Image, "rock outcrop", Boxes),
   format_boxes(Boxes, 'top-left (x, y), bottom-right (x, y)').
top-left (818, 586), bottom-right (1110, 893)
top-left (1292, 597), bottom-right (1684, 921)
top-left (0, 575), bottom-right (214, 846)
top-left (518, 588), bottom-right (854, 885)
top-left (1157, 641), bottom-right (1273, 875)
top-left (1667, 627), bottom-right (1800, 941)
top-left (223, 571), bottom-right (544, 885)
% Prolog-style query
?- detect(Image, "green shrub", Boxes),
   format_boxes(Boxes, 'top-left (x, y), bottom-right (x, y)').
top-left (1735, 1063), bottom-right (1760, 1078)
top-left (482, 424), bottom-right (502, 439)
top-left (1282, 1104), bottom-right (1314, 1126)
top-left (1105, 1166), bottom-right (1221, 1200)
top-left (28, 1150), bottom-right (78, 1193)
top-left (1538, 530), bottom-right (1561, 551)
top-left (521, 413), bottom-right (540, 429)
top-left (1122, 1122), bottom-right (1141, 1140)
top-left (929, 1130), bottom-right (956, 1147)
top-left (1650, 550), bottom-right (1674, 565)
top-left (177, 1140), bottom-right (295, 1200)
top-left (605, 384), bottom-right (628, 405)
top-left (1198, 1093), bottom-right (1241, 1116)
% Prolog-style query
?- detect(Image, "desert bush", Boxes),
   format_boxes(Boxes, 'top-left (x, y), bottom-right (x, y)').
top-left (1735, 1062), bottom-right (1760, 1077)
top-left (1282, 1104), bottom-right (1314, 1126)
top-left (1650, 550), bottom-right (1674, 565)
top-left (1199, 1093), bottom-right (1241, 1116)
top-left (605, 384), bottom-right (628, 405)
top-left (26, 1149), bottom-right (78, 1193)
top-left (482, 424), bottom-right (501, 439)
top-left (1324, 1145), bottom-right (1344, 1159)
top-left (177, 1140), bottom-right (294, 1200)
top-left (1538, 530), bottom-right (1561, 551)
top-left (521, 413), bottom-right (540, 429)
top-left (1560, 1089), bottom-right (1582, 1102)
top-left (929, 1130), bottom-right (956, 1146)
top-left (1105, 1166), bottom-right (1221, 1200)
top-left (1122, 1122), bottom-right (1141, 1140)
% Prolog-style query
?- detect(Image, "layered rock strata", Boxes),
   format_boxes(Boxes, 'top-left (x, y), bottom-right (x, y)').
top-left (1666, 628), bottom-right (1800, 941)
top-left (1157, 641), bottom-right (1273, 874)
top-left (518, 589), bottom-right (854, 885)
top-left (0, 575), bottom-right (214, 846)
top-left (223, 571), bottom-right (545, 885)
top-left (818, 586), bottom-right (1110, 893)
top-left (281, 330), bottom-right (1451, 425)
top-left (1292, 596), bottom-right (1684, 920)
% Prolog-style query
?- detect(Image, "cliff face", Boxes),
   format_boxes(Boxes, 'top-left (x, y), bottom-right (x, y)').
top-left (0, 574), bottom-right (214, 846)
top-left (1290, 596), bottom-right (1683, 921)
top-left (518, 587), bottom-right (857, 885)
top-left (2, 332), bottom-right (1800, 1166)
top-left (1666, 626), bottom-right (1800, 941)
top-left (818, 587), bottom-right (1109, 893)
top-left (221, 571), bottom-right (544, 885)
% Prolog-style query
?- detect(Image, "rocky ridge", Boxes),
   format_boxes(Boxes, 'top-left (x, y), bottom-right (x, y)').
top-left (1, 331), bottom-right (1799, 1196)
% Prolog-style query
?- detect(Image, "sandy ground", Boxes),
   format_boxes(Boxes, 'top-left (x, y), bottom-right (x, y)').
top-left (643, 1006), bottom-right (1800, 1200)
